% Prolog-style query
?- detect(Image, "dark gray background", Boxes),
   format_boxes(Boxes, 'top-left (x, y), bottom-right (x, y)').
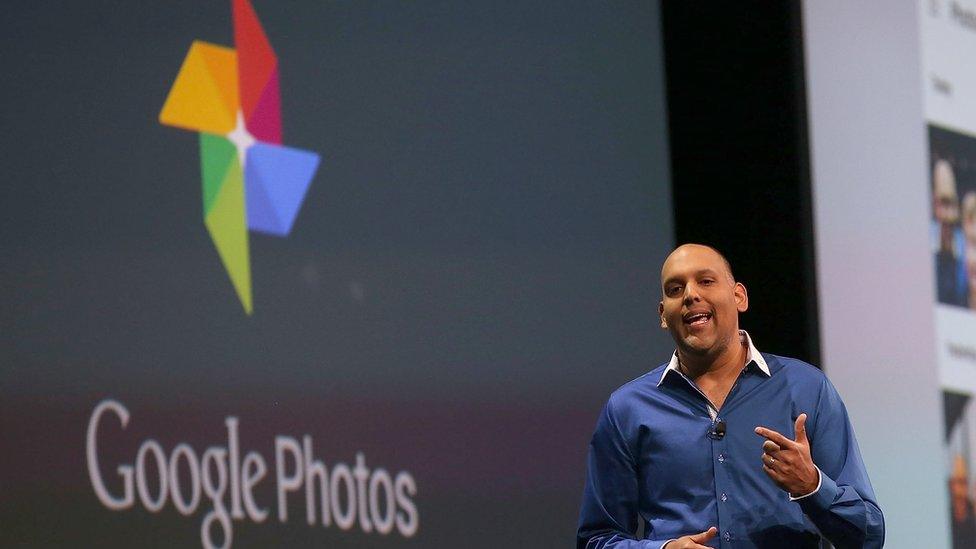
top-left (0, 1), bottom-right (674, 546)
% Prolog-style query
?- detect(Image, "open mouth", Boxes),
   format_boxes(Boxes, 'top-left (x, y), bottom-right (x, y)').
top-left (683, 312), bottom-right (712, 326)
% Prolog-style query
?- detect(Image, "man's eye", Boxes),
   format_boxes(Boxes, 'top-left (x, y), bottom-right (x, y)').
top-left (701, 279), bottom-right (714, 286)
top-left (667, 286), bottom-right (682, 296)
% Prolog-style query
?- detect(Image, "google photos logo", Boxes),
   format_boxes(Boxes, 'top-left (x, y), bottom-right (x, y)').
top-left (159, 0), bottom-right (320, 314)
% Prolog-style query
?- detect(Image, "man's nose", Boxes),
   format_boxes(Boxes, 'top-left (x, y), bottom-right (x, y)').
top-left (683, 284), bottom-right (701, 304)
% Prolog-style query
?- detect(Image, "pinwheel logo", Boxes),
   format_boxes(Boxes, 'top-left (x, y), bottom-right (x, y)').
top-left (159, 0), bottom-right (320, 314)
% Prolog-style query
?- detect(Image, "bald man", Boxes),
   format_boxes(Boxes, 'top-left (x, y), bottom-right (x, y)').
top-left (933, 159), bottom-right (968, 307)
top-left (577, 244), bottom-right (884, 548)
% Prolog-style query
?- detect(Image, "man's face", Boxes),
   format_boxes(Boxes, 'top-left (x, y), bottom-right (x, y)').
top-left (967, 242), bottom-right (976, 297)
top-left (934, 160), bottom-right (960, 225)
top-left (658, 245), bottom-right (748, 358)
top-left (951, 454), bottom-right (971, 519)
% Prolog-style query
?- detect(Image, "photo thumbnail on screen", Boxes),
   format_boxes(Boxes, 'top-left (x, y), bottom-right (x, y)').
top-left (930, 125), bottom-right (976, 310)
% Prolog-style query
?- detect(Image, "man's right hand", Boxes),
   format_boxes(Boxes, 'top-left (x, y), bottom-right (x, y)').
top-left (663, 526), bottom-right (718, 548)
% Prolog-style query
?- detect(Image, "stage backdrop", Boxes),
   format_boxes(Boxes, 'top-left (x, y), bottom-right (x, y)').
top-left (0, 1), bottom-right (674, 547)
top-left (803, 1), bottom-right (950, 546)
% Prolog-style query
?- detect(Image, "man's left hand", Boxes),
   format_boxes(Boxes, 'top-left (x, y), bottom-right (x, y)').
top-left (754, 413), bottom-right (819, 497)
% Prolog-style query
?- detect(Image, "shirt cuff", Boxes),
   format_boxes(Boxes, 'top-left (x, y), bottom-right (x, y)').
top-left (793, 467), bottom-right (843, 515)
top-left (789, 466), bottom-right (822, 501)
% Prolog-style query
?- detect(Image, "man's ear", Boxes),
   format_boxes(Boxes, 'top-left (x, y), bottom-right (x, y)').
top-left (659, 301), bottom-right (668, 329)
top-left (734, 282), bottom-right (749, 313)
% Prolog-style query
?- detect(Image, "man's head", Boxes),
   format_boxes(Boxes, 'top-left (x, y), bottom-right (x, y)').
top-left (659, 244), bottom-right (748, 361)
top-left (951, 454), bottom-right (971, 520)
top-left (963, 191), bottom-right (976, 242)
top-left (964, 192), bottom-right (976, 306)
top-left (934, 159), bottom-right (960, 225)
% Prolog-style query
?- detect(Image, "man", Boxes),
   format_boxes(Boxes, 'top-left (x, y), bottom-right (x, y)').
top-left (962, 192), bottom-right (976, 310)
top-left (932, 159), bottom-right (968, 307)
top-left (949, 453), bottom-right (976, 547)
top-left (577, 244), bottom-right (884, 548)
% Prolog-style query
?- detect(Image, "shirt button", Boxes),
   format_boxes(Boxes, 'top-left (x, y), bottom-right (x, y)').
top-left (721, 492), bottom-right (728, 502)
top-left (724, 531), bottom-right (732, 542)
top-left (718, 453), bottom-right (725, 463)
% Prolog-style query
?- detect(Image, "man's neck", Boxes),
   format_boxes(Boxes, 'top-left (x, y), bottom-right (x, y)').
top-left (678, 335), bottom-right (747, 383)
top-left (677, 336), bottom-right (748, 412)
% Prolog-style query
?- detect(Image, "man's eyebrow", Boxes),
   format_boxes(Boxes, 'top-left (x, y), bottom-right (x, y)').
top-left (662, 269), bottom-right (724, 287)
top-left (662, 275), bottom-right (682, 286)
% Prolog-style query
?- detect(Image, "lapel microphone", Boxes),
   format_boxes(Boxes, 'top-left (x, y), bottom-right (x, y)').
top-left (708, 419), bottom-right (727, 440)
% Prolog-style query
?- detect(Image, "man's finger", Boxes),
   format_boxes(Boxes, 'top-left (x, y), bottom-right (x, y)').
top-left (762, 454), bottom-right (790, 475)
top-left (762, 439), bottom-right (780, 454)
top-left (762, 463), bottom-right (787, 485)
top-left (689, 526), bottom-right (718, 542)
top-left (754, 426), bottom-right (796, 449)
top-left (794, 413), bottom-right (808, 444)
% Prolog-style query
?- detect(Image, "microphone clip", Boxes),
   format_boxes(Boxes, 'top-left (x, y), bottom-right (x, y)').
top-left (707, 419), bottom-right (726, 440)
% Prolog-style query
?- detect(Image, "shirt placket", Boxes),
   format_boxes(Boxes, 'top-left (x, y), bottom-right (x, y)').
top-left (711, 412), bottom-right (734, 547)
top-left (679, 372), bottom-right (742, 548)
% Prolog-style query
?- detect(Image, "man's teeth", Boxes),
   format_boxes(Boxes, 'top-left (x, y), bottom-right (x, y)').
top-left (687, 314), bottom-right (711, 324)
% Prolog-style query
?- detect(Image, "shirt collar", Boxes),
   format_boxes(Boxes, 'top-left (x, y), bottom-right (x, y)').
top-left (657, 330), bottom-right (770, 387)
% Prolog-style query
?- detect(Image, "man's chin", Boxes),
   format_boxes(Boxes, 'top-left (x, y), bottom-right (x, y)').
top-left (677, 336), bottom-right (715, 356)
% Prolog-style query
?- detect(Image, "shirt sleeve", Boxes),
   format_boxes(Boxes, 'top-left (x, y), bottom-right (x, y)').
top-left (577, 400), bottom-right (668, 548)
top-left (796, 377), bottom-right (885, 548)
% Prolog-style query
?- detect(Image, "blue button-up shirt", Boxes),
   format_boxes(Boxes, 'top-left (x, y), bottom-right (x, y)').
top-left (577, 333), bottom-right (884, 548)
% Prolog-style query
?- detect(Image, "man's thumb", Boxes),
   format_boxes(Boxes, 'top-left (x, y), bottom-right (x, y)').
top-left (690, 526), bottom-right (718, 542)
top-left (795, 413), bottom-right (808, 444)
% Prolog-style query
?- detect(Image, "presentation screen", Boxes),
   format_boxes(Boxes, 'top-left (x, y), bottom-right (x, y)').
top-left (803, 1), bottom-right (949, 546)
top-left (921, 3), bottom-right (976, 546)
top-left (0, 1), bottom-right (674, 547)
